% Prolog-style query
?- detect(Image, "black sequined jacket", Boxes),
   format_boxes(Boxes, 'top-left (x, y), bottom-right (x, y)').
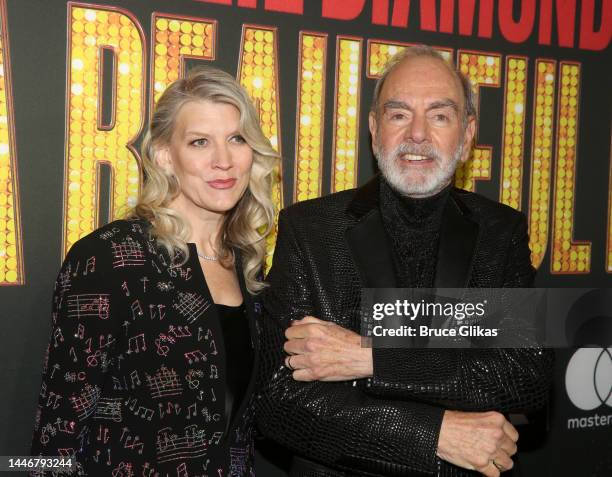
top-left (257, 177), bottom-right (553, 477)
top-left (30, 219), bottom-right (261, 476)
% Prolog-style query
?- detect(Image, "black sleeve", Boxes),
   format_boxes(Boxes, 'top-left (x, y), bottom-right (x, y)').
top-left (256, 210), bottom-right (445, 476)
top-left (30, 235), bottom-right (122, 473)
top-left (368, 213), bottom-right (554, 414)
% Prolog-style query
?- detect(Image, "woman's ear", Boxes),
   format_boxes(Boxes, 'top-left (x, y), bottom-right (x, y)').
top-left (153, 146), bottom-right (173, 174)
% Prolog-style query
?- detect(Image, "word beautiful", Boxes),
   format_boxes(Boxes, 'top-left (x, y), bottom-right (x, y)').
top-left (371, 324), bottom-right (499, 338)
top-left (372, 299), bottom-right (486, 320)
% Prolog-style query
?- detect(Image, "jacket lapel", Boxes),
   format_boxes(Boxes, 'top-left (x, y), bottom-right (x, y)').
top-left (345, 179), bottom-right (479, 289)
top-left (434, 191), bottom-right (479, 288)
top-left (223, 249), bottom-right (260, 438)
top-left (345, 176), bottom-right (397, 288)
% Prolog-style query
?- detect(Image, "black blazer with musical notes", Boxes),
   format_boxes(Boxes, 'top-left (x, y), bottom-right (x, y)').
top-left (30, 219), bottom-right (261, 476)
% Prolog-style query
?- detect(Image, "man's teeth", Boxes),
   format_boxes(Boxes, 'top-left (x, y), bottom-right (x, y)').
top-left (402, 154), bottom-right (428, 161)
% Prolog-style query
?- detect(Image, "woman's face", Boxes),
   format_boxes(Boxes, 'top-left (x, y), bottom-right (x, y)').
top-left (160, 100), bottom-right (254, 220)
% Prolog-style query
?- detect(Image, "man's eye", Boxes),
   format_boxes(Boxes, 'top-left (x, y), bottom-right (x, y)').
top-left (190, 138), bottom-right (208, 147)
top-left (432, 114), bottom-right (449, 122)
top-left (388, 112), bottom-right (406, 120)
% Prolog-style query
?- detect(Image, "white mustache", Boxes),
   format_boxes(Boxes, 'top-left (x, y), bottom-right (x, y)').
top-left (393, 142), bottom-right (442, 161)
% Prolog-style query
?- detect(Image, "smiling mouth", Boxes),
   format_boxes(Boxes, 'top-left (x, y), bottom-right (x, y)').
top-left (400, 153), bottom-right (431, 162)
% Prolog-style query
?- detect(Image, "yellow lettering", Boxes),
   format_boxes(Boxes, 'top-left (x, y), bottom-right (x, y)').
top-left (63, 4), bottom-right (145, 255)
top-left (0, 0), bottom-right (23, 285)
top-left (456, 51), bottom-right (501, 191)
top-left (294, 32), bottom-right (327, 202)
top-left (551, 62), bottom-right (590, 273)
top-left (238, 25), bottom-right (283, 269)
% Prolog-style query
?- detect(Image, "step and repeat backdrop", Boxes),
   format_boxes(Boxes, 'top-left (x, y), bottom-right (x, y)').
top-left (0, 0), bottom-right (610, 475)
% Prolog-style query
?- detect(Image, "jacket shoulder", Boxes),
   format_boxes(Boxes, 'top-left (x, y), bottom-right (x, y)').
top-left (281, 189), bottom-right (356, 221)
top-left (67, 218), bottom-right (152, 258)
top-left (454, 188), bottom-right (524, 225)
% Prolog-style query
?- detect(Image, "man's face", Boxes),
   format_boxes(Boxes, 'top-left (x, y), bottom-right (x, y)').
top-left (369, 56), bottom-right (476, 198)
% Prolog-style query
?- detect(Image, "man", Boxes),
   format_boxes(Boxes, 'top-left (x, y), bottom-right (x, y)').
top-left (257, 46), bottom-right (552, 477)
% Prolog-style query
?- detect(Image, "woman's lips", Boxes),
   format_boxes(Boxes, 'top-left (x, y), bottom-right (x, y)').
top-left (207, 178), bottom-right (237, 189)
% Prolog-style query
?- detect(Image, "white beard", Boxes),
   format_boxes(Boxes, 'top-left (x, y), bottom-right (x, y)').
top-left (375, 140), bottom-right (464, 198)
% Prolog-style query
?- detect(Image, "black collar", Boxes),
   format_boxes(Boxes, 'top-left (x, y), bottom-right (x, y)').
top-left (344, 175), bottom-right (480, 289)
top-left (346, 175), bottom-right (381, 219)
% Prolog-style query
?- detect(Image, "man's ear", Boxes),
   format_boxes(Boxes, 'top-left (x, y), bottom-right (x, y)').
top-left (368, 111), bottom-right (378, 148)
top-left (460, 116), bottom-right (477, 163)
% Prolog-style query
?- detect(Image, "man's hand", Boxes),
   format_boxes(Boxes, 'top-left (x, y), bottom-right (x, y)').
top-left (437, 410), bottom-right (518, 476)
top-left (284, 316), bottom-right (373, 381)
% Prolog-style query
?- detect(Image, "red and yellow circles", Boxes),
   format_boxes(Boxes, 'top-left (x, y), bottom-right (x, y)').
top-left (238, 26), bottom-right (282, 270)
top-left (552, 63), bottom-right (589, 273)
top-left (152, 16), bottom-right (214, 105)
top-left (295, 34), bottom-right (326, 202)
top-left (66, 6), bottom-right (143, 253)
top-left (333, 38), bottom-right (361, 192)
top-left (455, 147), bottom-right (492, 192)
top-left (459, 53), bottom-right (501, 86)
top-left (368, 41), bottom-right (452, 77)
top-left (528, 60), bottom-right (556, 266)
top-left (240, 28), bottom-right (278, 150)
top-left (500, 58), bottom-right (527, 210)
top-left (455, 53), bottom-right (501, 191)
top-left (0, 8), bottom-right (20, 284)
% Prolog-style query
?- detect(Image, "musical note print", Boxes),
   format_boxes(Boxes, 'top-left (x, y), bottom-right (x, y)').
top-left (67, 294), bottom-right (110, 320)
top-left (155, 425), bottom-right (208, 464)
top-left (184, 350), bottom-right (207, 365)
top-left (157, 280), bottom-right (174, 292)
top-left (53, 328), bottom-right (64, 348)
top-left (31, 219), bottom-right (259, 475)
top-left (121, 281), bottom-right (130, 297)
top-left (155, 337), bottom-right (170, 357)
top-left (173, 292), bottom-right (211, 324)
top-left (111, 236), bottom-right (146, 268)
top-left (168, 325), bottom-right (192, 339)
top-left (94, 398), bottom-right (122, 422)
top-left (130, 299), bottom-right (144, 320)
top-left (130, 370), bottom-right (142, 388)
top-left (69, 384), bottom-right (101, 421)
top-left (84, 256), bottom-right (96, 275)
top-left (146, 366), bottom-right (183, 400)
top-left (126, 333), bottom-right (146, 354)
top-left (57, 268), bottom-right (72, 295)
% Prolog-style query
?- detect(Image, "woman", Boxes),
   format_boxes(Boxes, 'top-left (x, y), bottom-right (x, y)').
top-left (31, 66), bottom-right (277, 476)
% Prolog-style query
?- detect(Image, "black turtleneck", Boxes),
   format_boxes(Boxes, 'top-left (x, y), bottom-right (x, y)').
top-left (379, 179), bottom-right (451, 287)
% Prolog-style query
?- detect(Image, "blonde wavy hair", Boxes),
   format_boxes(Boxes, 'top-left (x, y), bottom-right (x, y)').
top-left (129, 66), bottom-right (278, 293)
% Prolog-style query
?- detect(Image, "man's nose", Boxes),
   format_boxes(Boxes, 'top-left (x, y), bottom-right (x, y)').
top-left (405, 114), bottom-right (428, 144)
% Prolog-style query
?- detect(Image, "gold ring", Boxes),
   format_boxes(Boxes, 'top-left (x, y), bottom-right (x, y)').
top-left (492, 460), bottom-right (504, 472)
top-left (287, 355), bottom-right (295, 371)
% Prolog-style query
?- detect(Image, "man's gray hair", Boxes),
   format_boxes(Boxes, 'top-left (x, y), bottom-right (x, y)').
top-left (370, 45), bottom-right (476, 127)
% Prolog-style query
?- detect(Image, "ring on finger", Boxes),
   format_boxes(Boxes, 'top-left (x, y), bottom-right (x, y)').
top-left (286, 355), bottom-right (295, 371)
top-left (491, 460), bottom-right (504, 472)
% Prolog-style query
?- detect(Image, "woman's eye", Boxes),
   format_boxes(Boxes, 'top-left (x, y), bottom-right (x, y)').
top-left (230, 135), bottom-right (246, 144)
top-left (190, 138), bottom-right (208, 147)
